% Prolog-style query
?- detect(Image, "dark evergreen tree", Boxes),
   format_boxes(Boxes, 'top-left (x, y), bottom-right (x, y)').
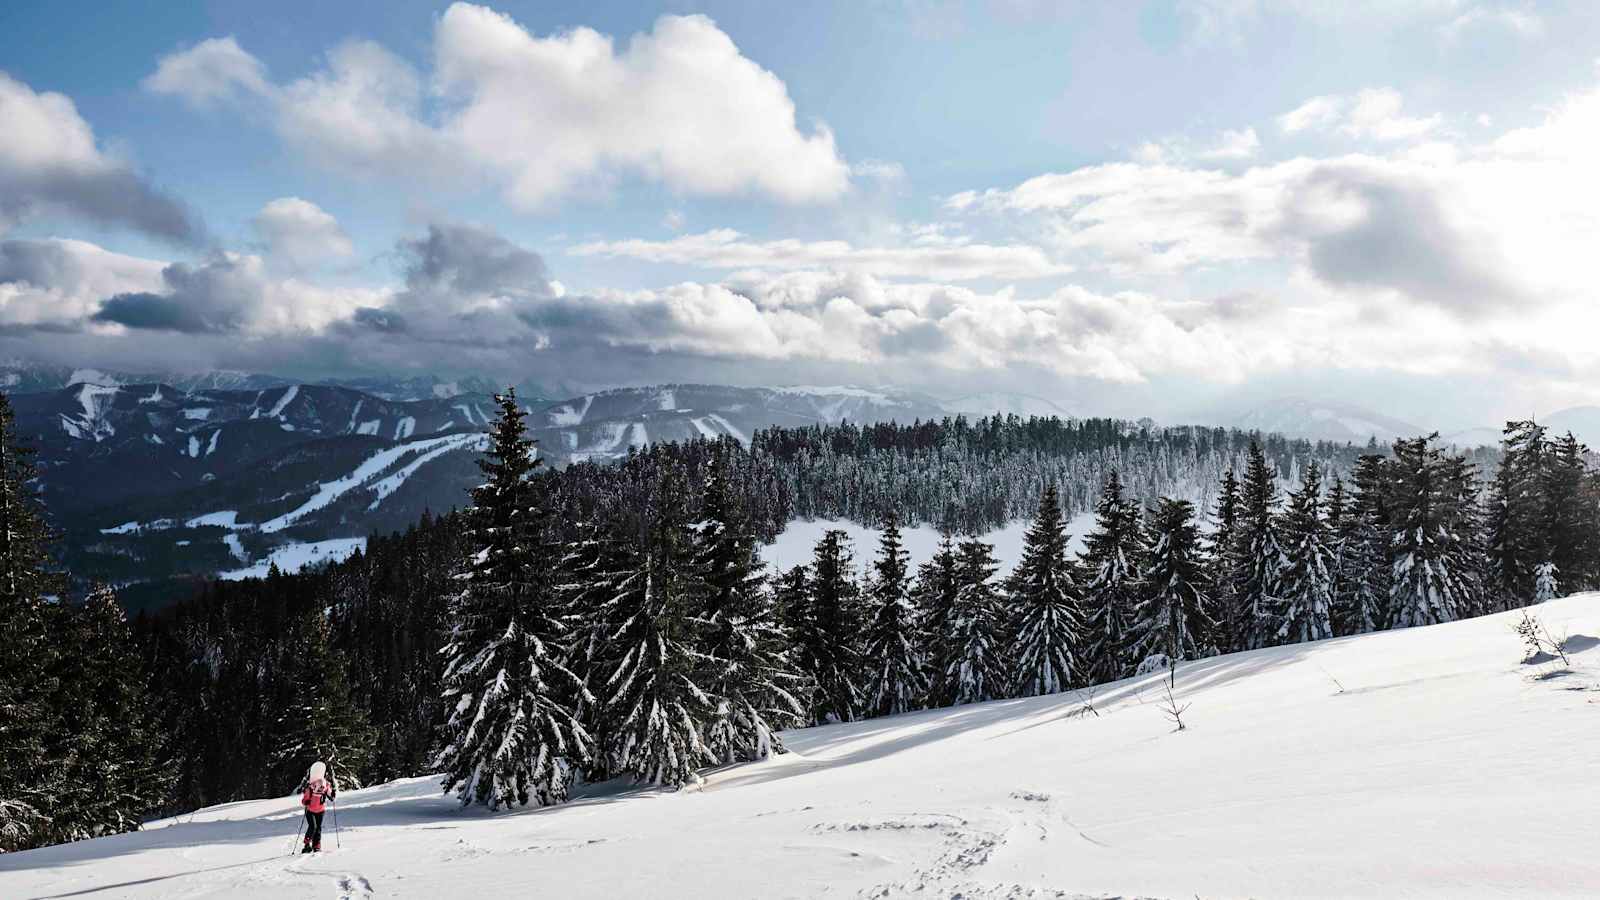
top-left (1006, 484), bottom-right (1086, 696)
top-left (42, 588), bottom-right (163, 844)
top-left (1237, 442), bottom-right (1289, 650)
top-left (1126, 499), bottom-right (1212, 667)
top-left (945, 538), bottom-right (1006, 705)
top-left (1334, 455), bottom-right (1390, 634)
top-left (1078, 472), bottom-right (1142, 683)
top-left (793, 530), bottom-right (863, 724)
top-left (861, 513), bottom-right (928, 717)
top-left (1386, 436), bottom-right (1476, 629)
top-left (913, 532), bottom-right (961, 707)
top-left (274, 608), bottom-right (377, 789)
top-left (1276, 463), bottom-right (1335, 644)
top-left (693, 448), bottom-right (806, 762)
top-left (1487, 420), bottom-right (1548, 608)
top-left (0, 393), bottom-right (59, 850)
top-left (1541, 432), bottom-right (1600, 594)
top-left (1207, 469), bottom-right (1244, 652)
top-left (600, 490), bottom-right (715, 787)
top-left (435, 390), bottom-right (592, 808)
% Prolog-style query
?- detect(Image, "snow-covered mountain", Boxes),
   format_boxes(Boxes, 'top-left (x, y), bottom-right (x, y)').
top-left (943, 390), bottom-right (1071, 419)
top-left (1214, 396), bottom-right (1424, 444)
top-left (5, 594), bottom-right (1595, 898)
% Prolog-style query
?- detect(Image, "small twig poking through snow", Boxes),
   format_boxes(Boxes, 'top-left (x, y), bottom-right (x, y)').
top-left (1314, 662), bottom-right (1346, 694)
top-left (1160, 662), bottom-right (1191, 732)
top-left (1066, 686), bottom-right (1101, 719)
top-left (1514, 610), bottom-right (1571, 668)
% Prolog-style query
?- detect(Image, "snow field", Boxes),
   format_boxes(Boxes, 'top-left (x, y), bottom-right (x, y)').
top-left (6, 595), bottom-right (1597, 898)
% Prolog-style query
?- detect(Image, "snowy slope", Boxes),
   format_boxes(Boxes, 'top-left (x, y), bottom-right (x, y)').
top-left (7, 595), bottom-right (1599, 899)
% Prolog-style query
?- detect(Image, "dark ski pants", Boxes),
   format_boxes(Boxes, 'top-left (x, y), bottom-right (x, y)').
top-left (304, 810), bottom-right (324, 849)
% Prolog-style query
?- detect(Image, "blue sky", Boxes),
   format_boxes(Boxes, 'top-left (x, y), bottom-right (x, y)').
top-left (3, 1), bottom-right (1599, 426)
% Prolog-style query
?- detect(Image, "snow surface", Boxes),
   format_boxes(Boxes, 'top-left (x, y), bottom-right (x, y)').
top-left (760, 515), bottom-right (1094, 577)
top-left (548, 395), bottom-right (593, 427)
top-left (393, 417), bottom-right (416, 441)
top-left (6, 595), bottom-right (1598, 898)
top-left (266, 385), bottom-right (299, 419)
top-left (706, 413), bottom-right (748, 445)
top-left (367, 434), bottom-right (489, 509)
top-left (185, 510), bottom-right (240, 529)
top-left (218, 538), bottom-right (367, 580)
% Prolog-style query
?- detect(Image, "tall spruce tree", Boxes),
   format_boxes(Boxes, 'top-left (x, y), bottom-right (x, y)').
top-left (1276, 463), bottom-right (1335, 644)
top-left (861, 513), bottom-right (928, 717)
top-left (1007, 484), bottom-right (1086, 696)
top-left (1237, 442), bottom-right (1289, 650)
top-left (793, 530), bottom-right (863, 724)
top-left (43, 588), bottom-right (163, 844)
top-left (0, 392), bottom-right (59, 850)
top-left (945, 538), bottom-right (1007, 705)
top-left (1078, 471), bottom-right (1142, 684)
top-left (1207, 469), bottom-right (1244, 652)
top-left (274, 608), bottom-right (377, 789)
top-left (600, 488), bottom-right (715, 787)
top-left (913, 532), bottom-right (962, 707)
top-left (1487, 420), bottom-right (1549, 608)
top-left (435, 390), bottom-right (592, 808)
top-left (693, 450), bottom-right (806, 762)
top-left (1334, 454), bottom-right (1391, 634)
top-left (1386, 436), bottom-right (1476, 629)
top-left (1126, 499), bottom-right (1212, 667)
top-left (1541, 433), bottom-right (1600, 595)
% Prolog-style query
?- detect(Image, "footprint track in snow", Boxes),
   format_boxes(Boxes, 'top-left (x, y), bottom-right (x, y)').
top-left (336, 872), bottom-right (375, 900)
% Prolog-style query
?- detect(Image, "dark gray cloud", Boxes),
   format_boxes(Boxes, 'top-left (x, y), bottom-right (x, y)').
top-left (400, 223), bottom-right (556, 301)
top-left (91, 255), bottom-right (260, 333)
top-left (0, 73), bottom-right (201, 243)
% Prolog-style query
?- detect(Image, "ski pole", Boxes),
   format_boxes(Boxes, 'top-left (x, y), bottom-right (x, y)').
top-left (332, 799), bottom-right (341, 849)
top-left (289, 812), bottom-right (306, 855)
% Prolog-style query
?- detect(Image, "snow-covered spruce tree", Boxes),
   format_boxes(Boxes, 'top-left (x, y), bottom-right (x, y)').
top-left (0, 392), bottom-right (60, 850)
top-left (1385, 436), bottom-right (1478, 629)
top-left (1207, 469), bottom-right (1244, 652)
top-left (913, 532), bottom-right (961, 707)
top-left (1276, 463), bottom-right (1335, 645)
top-left (435, 390), bottom-right (592, 809)
top-left (1237, 442), bottom-right (1289, 650)
top-left (693, 448), bottom-right (806, 762)
top-left (274, 608), bottom-right (377, 789)
top-left (1006, 484), bottom-right (1087, 696)
top-left (945, 538), bottom-right (1007, 705)
top-left (1333, 454), bottom-right (1391, 635)
top-left (43, 587), bottom-right (163, 844)
top-left (793, 530), bottom-right (864, 724)
top-left (1487, 420), bottom-right (1549, 609)
top-left (1126, 499), bottom-right (1213, 668)
top-left (861, 513), bottom-right (928, 718)
top-left (1533, 561), bottom-right (1559, 604)
top-left (554, 518), bottom-right (629, 779)
top-left (600, 486), bottom-right (715, 788)
top-left (1540, 432), bottom-right (1600, 594)
top-left (1078, 471), bottom-right (1143, 684)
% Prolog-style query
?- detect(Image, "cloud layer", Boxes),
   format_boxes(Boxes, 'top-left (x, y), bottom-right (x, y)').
top-left (146, 4), bottom-right (851, 207)
top-left (0, 73), bottom-right (199, 242)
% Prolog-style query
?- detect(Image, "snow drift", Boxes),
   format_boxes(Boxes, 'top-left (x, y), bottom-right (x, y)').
top-left (5, 595), bottom-right (1598, 899)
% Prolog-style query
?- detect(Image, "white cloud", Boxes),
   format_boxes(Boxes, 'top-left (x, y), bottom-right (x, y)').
top-left (0, 238), bottom-right (165, 329)
top-left (852, 159), bottom-right (909, 180)
top-left (570, 228), bottom-right (1070, 281)
top-left (1279, 88), bottom-right (1439, 141)
top-left (143, 36), bottom-right (270, 107)
top-left (1442, 7), bottom-right (1544, 41)
top-left (1201, 127), bottom-right (1262, 160)
top-left (146, 4), bottom-right (851, 207)
top-left (251, 198), bottom-right (354, 269)
top-left (0, 73), bottom-right (197, 241)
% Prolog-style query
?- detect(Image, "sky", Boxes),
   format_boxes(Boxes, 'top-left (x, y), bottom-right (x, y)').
top-left (2, 0), bottom-right (1599, 427)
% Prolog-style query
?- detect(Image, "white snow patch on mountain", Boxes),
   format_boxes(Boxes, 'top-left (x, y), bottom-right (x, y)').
top-left (367, 433), bottom-right (489, 509)
top-left (259, 434), bottom-right (482, 533)
top-left (185, 510), bottom-right (240, 529)
top-left (707, 413), bottom-right (749, 445)
top-left (549, 395), bottom-right (594, 427)
top-left (67, 368), bottom-right (117, 386)
top-left (182, 407), bottom-right (212, 420)
top-left (357, 419), bottom-right (381, 436)
top-left (8, 595), bottom-right (1597, 898)
top-left (393, 417), bottom-right (416, 440)
top-left (187, 435), bottom-right (200, 458)
top-left (761, 514), bottom-right (1094, 577)
top-left (266, 385), bottom-right (299, 418)
top-left (217, 537), bottom-right (366, 579)
top-left (690, 417), bottom-right (717, 438)
top-left (630, 422), bottom-right (648, 446)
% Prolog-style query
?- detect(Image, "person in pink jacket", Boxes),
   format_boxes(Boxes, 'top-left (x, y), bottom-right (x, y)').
top-left (297, 761), bottom-right (337, 853)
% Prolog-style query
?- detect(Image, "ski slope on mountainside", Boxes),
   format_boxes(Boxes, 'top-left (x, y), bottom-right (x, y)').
top-left (6, 596), bottom-right (1599, 899)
